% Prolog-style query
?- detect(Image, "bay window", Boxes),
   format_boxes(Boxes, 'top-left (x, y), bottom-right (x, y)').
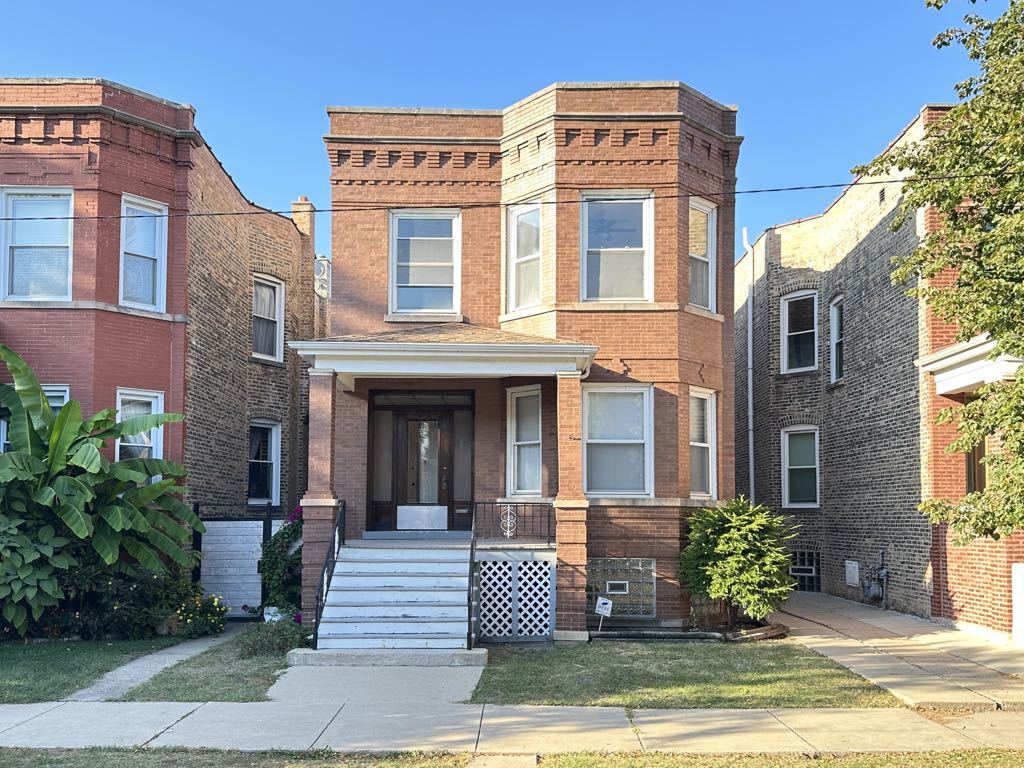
top-left (2, 189), bottom-right (72, 300)
top-left (508, 203), bottom-right (541, 311)
top-left (120, 195), bottom-right (168, 311)
top-left (583, 385), bottom-right (653, 496)
top-left (115, 389), bottom-right (164, 461)
top-left (581, 192), bottom-right (652, 302)
top-left (689, 389), bottom-right (717, 498)
top-left (688, 199), bottom-right (717, 311)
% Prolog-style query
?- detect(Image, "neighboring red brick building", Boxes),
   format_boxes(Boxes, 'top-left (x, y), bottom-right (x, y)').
top-left (292, 82), bottom-right (741, 648)
top-left (0, 79), bottom-right (322, 573)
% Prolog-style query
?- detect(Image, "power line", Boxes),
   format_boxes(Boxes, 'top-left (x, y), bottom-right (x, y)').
top-left (0, 171), bottom-right (1008, 222)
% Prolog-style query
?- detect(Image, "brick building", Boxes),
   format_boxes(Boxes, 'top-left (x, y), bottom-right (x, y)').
top-left (735, 106), bottom-right (1024, 643)
top-left (0, 79), bottom-right (323, 608)
top-left (292, 81), bottom-right (741, 649)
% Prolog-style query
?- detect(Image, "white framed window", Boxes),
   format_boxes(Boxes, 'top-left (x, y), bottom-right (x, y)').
top-left (1, 188), bottom-right (73, 300)
top-left (582, 384), bottom-right (654, 497)
top-left (115, 388), bottom-right (164, 461)
top-left (119, 194), bottom-right (168, 312)
top-left (0, 385), bottom-right (69, 453)
top-left (689, 388), bottom-right (717, 499)
top-left (389, 209), bottom-right (461, 315)
top-left (782, 426), bottom-right (819, 508)
top-left (507, 203), bottom-right (541, 312)
top-left (252, 275), bottom-right (285, 362)
top-left (248, 419), bottom-right (281, 505)
top-left (688, 198), bottom-right (717, 311)
top-left (581, 191), bottom-right (653, 302)
top-left (781, 290), bottom-right (818, 373)
top-left (830, 295), bottom-right (845, 383)
top-left (506, 385), bottom-right (542, 496)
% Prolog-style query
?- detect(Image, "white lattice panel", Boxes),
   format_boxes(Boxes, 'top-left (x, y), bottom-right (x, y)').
top-left (477, 559), bottom-right (553, 640)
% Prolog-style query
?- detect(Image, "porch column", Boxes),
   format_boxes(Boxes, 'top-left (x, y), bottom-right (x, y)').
top-left (554, 371), bottom-right (589, 640)
top-left (300, 368), bottom-right (338, 625)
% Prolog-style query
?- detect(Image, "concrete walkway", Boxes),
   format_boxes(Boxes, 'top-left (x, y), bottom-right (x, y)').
top-left (3, 664), bottom-right (1024, 753)
top-left (775, 592), bottom-right (1024, 711)
top-left (66, 623), bottom-right (245, 702)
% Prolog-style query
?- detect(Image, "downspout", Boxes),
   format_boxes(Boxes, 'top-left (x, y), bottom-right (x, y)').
top-left (743, 227), bottom-right (755, 502)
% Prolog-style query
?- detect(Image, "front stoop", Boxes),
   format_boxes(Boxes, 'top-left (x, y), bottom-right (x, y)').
top-left (287, 647), bottom-right (488, 667)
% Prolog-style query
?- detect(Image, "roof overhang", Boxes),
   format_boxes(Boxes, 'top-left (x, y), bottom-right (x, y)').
top-left (917, 335), bottom-right (1022, 395)
top-left (289, 339), bottom-right (598, 391)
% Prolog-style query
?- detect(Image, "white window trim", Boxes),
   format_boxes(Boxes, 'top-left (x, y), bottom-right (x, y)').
top-left (688, 197), bottom-right (717, 312)
top-left (689, 387), bottom-right (718, 500)
top-left (115, 388), bottom-right (164, 462)
top-left (248, 418), bottom-right (281, 506)
top-left (506, 384), bottom-right (542, 497)
top-left (781, 425), bottom-right (820, 508)
top-left (252, 274), bottom-right (286, 363)
top-left (119, 194), bottom-right (168, 313)
top-left (42, 384), bottom-right (70, 411)
top-left (582, 383), bottom-right (655, 497)
top-left (780, 289), bottom-right (819, 373)
top-left (580, 190), bottom-right (654, 303)
top-left (388, 208), bottom-right (462, 317)
top-left (1, 187), bottom-right (74, 301)
top-left (830, 295), bottom-right (845, 383)
top-left (507, 202), bottom-right (542, 313)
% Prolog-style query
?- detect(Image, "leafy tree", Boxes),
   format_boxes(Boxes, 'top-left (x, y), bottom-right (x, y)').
top-left (0, 345), bottom-right (203, 634)
top-left (680, 498), bottom-right (796, 630)
top-left (855, 0), bottom-right (1024, 541)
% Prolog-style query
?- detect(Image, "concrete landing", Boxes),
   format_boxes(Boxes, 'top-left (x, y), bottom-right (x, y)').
top-left (287, 647), bottom-right (488, 666)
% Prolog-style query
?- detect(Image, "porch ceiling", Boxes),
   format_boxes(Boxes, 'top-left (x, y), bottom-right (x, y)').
top-left (289, 323), bottom-right (598, 390)
top-left (917, 334), bottom-right (1022, 395)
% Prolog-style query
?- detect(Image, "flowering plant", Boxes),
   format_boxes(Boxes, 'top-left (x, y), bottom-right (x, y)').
top-left (173, 592), bottom-right (228, 639)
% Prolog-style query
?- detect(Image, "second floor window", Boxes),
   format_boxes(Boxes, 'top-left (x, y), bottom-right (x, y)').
top-left (508, 203), bottom-right (541, 311)
top-left (120, 195), bottom-right (168, 312)
top-left (253, 275), bottom-right (285, 362)
top-left (781, 290), bottom-right (818, 373)
top-left (2, 190), bottom-right (72, 300)
top-left (390, 210), bottom-right (460, 315)
top-left (582, 193), bottom-right (652, 302)
top-left (830, 296), bottom-right (845, 383)
top-left (688, 199), bottom-right (717, 311)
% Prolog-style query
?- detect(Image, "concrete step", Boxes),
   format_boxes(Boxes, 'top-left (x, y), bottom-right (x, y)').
top-left (327, 586), bottom-right (466, 603)
top-left (318, 618), bottom-right (467, 635)
top-left (335, 559), bottom-right (468, 574)
top-left (289, 647), bottom-right (488, 666)
top-left (339, 546), bottom-right (470, 560)
top-left (321, 602), bottom-right (468, 619)
top-left (330, 572), bottom-right (468, 589)
top-left (316, 634), bottom-right (467, 650)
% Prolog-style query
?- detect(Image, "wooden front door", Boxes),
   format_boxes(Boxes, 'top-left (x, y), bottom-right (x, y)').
top-left (395, 410), bottom-right (452, 529)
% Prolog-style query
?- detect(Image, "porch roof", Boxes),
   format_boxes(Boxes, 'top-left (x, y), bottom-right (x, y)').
top-left (917, 334), bottom-right (1023, 395)
top-left (289, 323), bottom-right (598, 390)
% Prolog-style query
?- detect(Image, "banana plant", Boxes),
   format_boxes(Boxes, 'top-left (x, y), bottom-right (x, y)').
top-left (0, 345), bottom-right (204, 635)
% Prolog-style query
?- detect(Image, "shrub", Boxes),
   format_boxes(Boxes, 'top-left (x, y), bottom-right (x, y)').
top-left (235, 616), bottom-right (310, 658)
top-left (258, 508), bottom-right (302, 609)
top-left (680, 497), bottom-right (797, 630)
top-left (174, 592), bottom-right (228, 639)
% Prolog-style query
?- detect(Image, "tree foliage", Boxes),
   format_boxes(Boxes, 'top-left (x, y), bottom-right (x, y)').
top-left (680, 498), bottom-right (796, 629)
top-left (0, 345), bottom-right (203, 634)
top-left (855, 0), bottom-right (1024, 540)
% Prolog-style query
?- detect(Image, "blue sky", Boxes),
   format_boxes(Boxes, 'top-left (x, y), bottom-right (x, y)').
top-left (1, 1), bottom-right (996, 257)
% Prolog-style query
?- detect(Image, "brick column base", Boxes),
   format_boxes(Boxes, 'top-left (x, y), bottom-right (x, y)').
top-left (300, 497), bottom-right (339, 626)
top-left (554, 500), bottom-right (589, 640)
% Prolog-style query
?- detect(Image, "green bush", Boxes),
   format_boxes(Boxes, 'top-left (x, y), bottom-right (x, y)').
top-left (235, 617), bottom-right (310, 658)
top-left (680, 497), bottom-right (797, 630)
top-left (258, 512), bottom-right (302, 609)
top-left (173, 592), bottom-right (228, 639)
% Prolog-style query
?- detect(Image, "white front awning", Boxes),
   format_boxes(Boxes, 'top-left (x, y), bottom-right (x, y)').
top-left (289, 326), bottom-right (597, 391)
top-left (917, 334), bottom-right (1022, 395)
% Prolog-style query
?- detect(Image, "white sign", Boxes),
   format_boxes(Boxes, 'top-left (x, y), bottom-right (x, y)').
top-left (595, 597), bottom-right (613, 617)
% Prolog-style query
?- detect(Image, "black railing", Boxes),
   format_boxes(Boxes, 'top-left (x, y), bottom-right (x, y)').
top-left (466, 510), bottom-right (477, 650)
top-left (472, 501), bottom-right (554, 544)
top-left (313, 500), bottom-right (346, 650)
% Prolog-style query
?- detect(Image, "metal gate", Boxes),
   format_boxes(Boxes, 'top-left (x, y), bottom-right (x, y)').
top-left (477, 558), bottom-right (555, 641)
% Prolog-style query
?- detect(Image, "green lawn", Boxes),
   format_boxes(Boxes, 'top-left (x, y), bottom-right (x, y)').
top-left (0, 751), bottom-right (1022, 768)
top-left (121, 631), bottom-right (286, 702)
top-left (0, 637), bottom-right (181, 703)
top-left (471, 640), bottom-right (897, 709)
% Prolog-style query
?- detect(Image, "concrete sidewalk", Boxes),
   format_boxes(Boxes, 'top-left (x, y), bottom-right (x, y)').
top-left (775, 593), bottom-right (1024, 711)
top-left (3, 665), bottom-right (1024, 753)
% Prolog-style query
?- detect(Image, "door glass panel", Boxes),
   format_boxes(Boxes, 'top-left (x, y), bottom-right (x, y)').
top-left (406, 420), bottom-right (440, 504)
top-left (372, 410), bottom-right (393, 502)
top-left (453, 410), bottom-right (472, 501)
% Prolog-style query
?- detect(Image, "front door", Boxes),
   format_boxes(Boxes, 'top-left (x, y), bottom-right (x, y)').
top-left (396, 411), bottom-right (451, 530)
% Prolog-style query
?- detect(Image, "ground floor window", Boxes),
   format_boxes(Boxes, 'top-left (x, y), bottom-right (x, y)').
top-left (507, 385), bottom-right (541, 496)
top-left (586, 558), bottom-right (656, 618)
top-left (115, 388), bottom-right (164, 461)
top-left (582, 384), bottom-right (654, 496)
top-left (782, 425), bottom-right (819, 508)
top-left (790, 550), bottom-right (821, 592)
top-left (688, 389), bottom-right (717, 499)
top-left (248, 419), bottom-right (281, 505)
top-left (0, 384), bottom-right (70, 453)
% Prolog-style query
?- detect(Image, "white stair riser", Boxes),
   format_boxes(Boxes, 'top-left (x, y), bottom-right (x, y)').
top-left (322, 604), bottom-right (467, 619)
top-left (318, 637), bottom-right (466, 649)
top-left (335, 560), bottom-right (463, 574)
top-left (319, 620), bottom-right (466, 635)
top-left (332, 574), bottom-right (467, 589)
top-left (340, 548), bottom-right (469, 561)
top-left (327, 588), bottom-right (465, 603)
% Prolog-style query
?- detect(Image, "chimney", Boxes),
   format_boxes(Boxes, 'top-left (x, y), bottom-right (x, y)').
top-left (291, 195), bottom-right (315, 254)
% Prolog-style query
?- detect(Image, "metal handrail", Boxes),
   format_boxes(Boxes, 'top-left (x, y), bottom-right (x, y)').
top-left (313, 500), bottom-right (346, 650)
top-left (466, 510), bottom-right (477, 650)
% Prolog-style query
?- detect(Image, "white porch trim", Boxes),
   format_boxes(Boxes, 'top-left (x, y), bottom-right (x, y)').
top-left (917, 334), bottom-right (1022, 395)
top-left (289, 339), bottom-right (597, 391)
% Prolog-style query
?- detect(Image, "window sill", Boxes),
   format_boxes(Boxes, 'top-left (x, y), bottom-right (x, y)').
top-left (565, 302), bottom-right (678, 312)
top-left (386, 313), bottom-right (464, 323)
top-left (251, 355), bottom-right (286, 368)
top-left (495, 496), bottom-right (553, 503)
top-left (0, 300), bottom-right (187, 322)
top-left (777, 368), bottom-right (820, 378)
top-left (826, 378), bottom-right (846, 391)
top-left (499, 305), bottom-right (551, 323)
top-left (684, 304), bottom-right (724, 322)
top-left (783, 505), bottom-right (820, 511)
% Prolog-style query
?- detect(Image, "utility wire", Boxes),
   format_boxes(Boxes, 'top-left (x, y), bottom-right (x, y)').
top-left (0, 171), bottom-right (1008, 222)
